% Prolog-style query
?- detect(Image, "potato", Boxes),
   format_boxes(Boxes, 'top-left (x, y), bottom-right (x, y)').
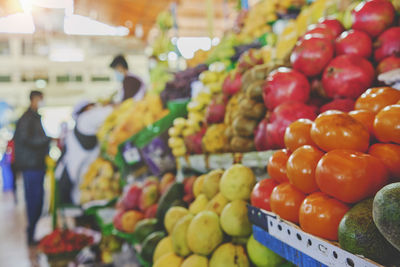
top-left (246, 80), bottom-right (265, 101)
top-left (232, 116), bottom-right (258, 137)
top-left (230, 136), bottom-right (255, 152)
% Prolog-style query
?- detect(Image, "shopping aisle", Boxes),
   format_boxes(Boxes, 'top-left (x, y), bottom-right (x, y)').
top-left (0, 191), bottom-right (32, 267)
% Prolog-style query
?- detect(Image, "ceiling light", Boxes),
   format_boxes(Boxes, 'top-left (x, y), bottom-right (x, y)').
top-left (177, 37), bottom-right (212, 59)
top-left (64, 15), bottom-right (129, 36)
top-left (0, 13), bottom-right (35, 34)
top-left (49, 46), bottom-right (84, 62)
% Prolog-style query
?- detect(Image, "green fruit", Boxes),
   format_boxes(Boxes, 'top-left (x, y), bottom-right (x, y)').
top-left (220, 200), bottom-right (252, 237)
top-left (171, 214), bottom-right (194, 257)
top-left (181, 254), bottom-right (208, 267)
top-left (373, 183), bottom-right (400, 252)
top-left (156, 182), bottom-right (184, 227)
top-left (210, 243), bottom-right (249, 267)
top-left (247, 235), bottom-right (285, 267)
top-left (134, 218), bottom-right (160, 243)
top-left (338, 198), bottom-right (400, 265)
top-left (140, 231), bottom-right (166, 263)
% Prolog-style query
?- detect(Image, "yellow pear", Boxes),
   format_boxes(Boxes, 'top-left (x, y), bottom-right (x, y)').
top-left (164, 207), bottom-right (189, 234)
top-left (210, 243), bottom-right (249, 267)
top-left (206, 193), bottom-right (229, 216)
top-left (171, 214), bottom-right (194, 257)
top-left (220, 164), bottom-right (256, 201)
top-left (220, 200), bottom-right (252, 237)
top-left (153, 252), bottom-right (183, 267)
top-left (193, 175), bottom-right (206, 197)
top-left (189, 194), bottom-right (209, 214)
top-left (181, 254), bottom-right (209, 267)
top-left (202, 169), bottom-right (224, 199)
top-left (153, 236), bottom-right (173, 263)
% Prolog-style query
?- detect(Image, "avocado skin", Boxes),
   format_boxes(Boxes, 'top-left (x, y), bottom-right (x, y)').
top-left (338, 198), bottom-right (400, 265)
top-left (155, 182), bottom-right (184, 227)
top-left (140, 231), bottom-right (166, 263)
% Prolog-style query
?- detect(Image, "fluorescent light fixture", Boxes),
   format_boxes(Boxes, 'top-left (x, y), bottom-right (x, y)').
top-left (64, 15), bottom-right (129, 36)
top-left (0, 13), bottom-right (35, 34)
top-left (19, 0), bottom-right (73, 11)
top-left (177, 37), bottom-right (212, 59)
top-left (49, 46), bottom-right (84, 62)
top-left (35, 79), bottom-right (47, 88)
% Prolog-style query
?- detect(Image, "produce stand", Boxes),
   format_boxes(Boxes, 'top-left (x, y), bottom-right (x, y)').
top-left (248, 205), bottom-right (383, 267)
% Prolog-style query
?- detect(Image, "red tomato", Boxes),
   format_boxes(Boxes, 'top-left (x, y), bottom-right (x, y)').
top-left (284, 119), bottom-right (316, 152)
top-left (299, 192), bottom-right (350, 241)
top-left (374, 104), bottom-right (400, 144)
top-left (310, 110), bottom-right (370, 152)
top-left (355, 87), bottom-right (400, 114)
top-left (348, 109), bottom-right (375, 135)
top-left (267, 149), bottom-right (290, 183)
top-left (369, 143), bottom-right (400, 181)
top-left (287, 145), bottom-right (324, 194)
top-left (270, 182), bottom-right (306, 223)
top-left (316, 149), bottom-right (389, 203)
top-left (250, 179), bottom-right (279, 211)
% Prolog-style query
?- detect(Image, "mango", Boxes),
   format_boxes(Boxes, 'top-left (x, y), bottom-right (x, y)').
top-left (171, 214), bottom-right (194, 257)
top-left (221, 200), bottom-right (252, 237)
top-left (193, 175), bottom-right (206, 197)
top-left (121, 210), bottom-right (144, 233)
top-left (210, 243), bottom-right (250, 267)
top-left (181, 254), bottom-right (209, 267)
top-left (207, 193), bottom-right (229, 216)
top-left (189, 194), bottom-right (209, 214)
top-left (220, 164), bottom-right (256, 201)
top-left (187, 211), bottom-right (224, 256)
top-left (153, 252), bottom-right (183, 267)
top-left (202, 169), bottom-right (224, 199)
top-left (164, 207), bottom-right (189, 234)
top-left (153, 236), bottom-right (173, 263)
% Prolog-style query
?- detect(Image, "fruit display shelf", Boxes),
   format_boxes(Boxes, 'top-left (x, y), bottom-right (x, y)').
top-left (247, 205), bottom-right (383, 267)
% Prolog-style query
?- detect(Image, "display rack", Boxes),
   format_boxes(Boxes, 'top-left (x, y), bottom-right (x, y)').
top-left (247, 205), bottom-right (383, 267)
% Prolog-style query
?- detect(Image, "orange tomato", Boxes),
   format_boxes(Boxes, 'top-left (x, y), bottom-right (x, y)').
top-left (315, 149), bottom-right (389, 203)
top-left (267, 149), bottom-right (290, 183)
top-left (299, 192), bottom-right (350, 241)
top-left (284, 119), bottom-right (316, 152)
top-left (310, 111), bottom-right (370, 152)
top-left (374, 104), bottom-right (400, 144)
top-left (369, 143), bottom-right (400, 181)
top-left (355, 87), bottom-right (400, 114)
top-left (348, 109), bottom-right (375, 135)
top-left (270, 182), bottom-right (306, 223)
top-left (286, 145), bottom-right (324, 194)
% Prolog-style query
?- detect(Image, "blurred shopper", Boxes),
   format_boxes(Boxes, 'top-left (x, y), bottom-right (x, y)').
top-left (14, 90), bottom-right (50, 245)
top-left (6, 139), bottom-right (19, 202)
top-left (110, 54), bottom-right (146, 102)
top-left (55, 101), bottom-right (113, 205)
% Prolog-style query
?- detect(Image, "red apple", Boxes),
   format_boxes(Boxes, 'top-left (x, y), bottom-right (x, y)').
top-left (320, 98), bottom-right (355, 113)
top-left (377, 56), bottom-right (400, 74)
top-left (318, 17), bottom-right (344, 38)
top-left (139, 184), bottom-right (159, 212)
top-left (335, 30), bottom-right (372, 58)
top-left (302, 24), bottom-right (336, 40)
top-left (374, 27), bottom-right (400, 62)
top-left (144, 204), bottom-right (158, 218)
top-left (183, 176), bottom-right (197, 196)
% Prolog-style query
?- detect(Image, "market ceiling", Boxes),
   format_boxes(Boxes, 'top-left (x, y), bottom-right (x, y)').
top-left (0, 0), bottom-right (234, 38)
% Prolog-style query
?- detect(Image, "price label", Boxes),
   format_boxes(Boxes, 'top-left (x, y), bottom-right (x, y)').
top-left (123, 144), bottom-right (141, 165)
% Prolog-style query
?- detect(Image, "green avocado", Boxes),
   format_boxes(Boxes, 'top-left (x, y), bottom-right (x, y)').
top-left (139, 231), bottom-right (166, 263)
top-left (134, 218), bottom-right (160, 244)
top-left (373, 182), bottom-right (400, 252)
top-left (155, 182), bottom-right (184, 227)
top-left (338, 198), bottom-right (400, 265)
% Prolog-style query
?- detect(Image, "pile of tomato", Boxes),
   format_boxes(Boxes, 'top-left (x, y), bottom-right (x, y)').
top-left (251, 86), bottom-right (400, 241)
top-left (38, 228), bottom-right (94, 254)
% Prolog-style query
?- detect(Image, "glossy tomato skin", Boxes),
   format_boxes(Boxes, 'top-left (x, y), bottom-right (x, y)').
top-left (335, 30), bottom-right (372, 58)
top-left (316, 149), bottom-right (389, 203)
top-left (369, 143), bottom-right (400, 181)
top-left (374, 104), bottom-right (400, 144)
top-left (270, 182), bottom-right (306, 223)
top-left (251, 179), bottom-right (279, 211)
top-left (355, 87), bottom-right (400, 114)
top-left (267, 149), bottom-right (290, 183)
top-left (310, 111), bottom-right (370, 152)
top-left (287, 145), bottom-right (324, 194)
top-left (284, 119), bottom-right (316, 152)
top-left (348, 109), bottom-right (375, 135)
top-left (299, 192), bottom-right (350, 241)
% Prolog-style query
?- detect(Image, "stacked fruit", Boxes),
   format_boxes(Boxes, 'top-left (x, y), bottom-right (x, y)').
top-left (152, 165), bottom-right (290, 267)
top-left (252, 86), bottom-right (400, 265)
top-left (112, 174), bottom-right (175, 234)
top-left (99, 235), bottom-right (123, 263)
top-left (79, 158), bottom-right (120, 204)
top-left (38, 229), bottom-right (94, 255)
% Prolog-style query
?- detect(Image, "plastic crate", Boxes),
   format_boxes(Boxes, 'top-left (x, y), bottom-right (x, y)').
top-left (248, 205), bottom-right (383, 267)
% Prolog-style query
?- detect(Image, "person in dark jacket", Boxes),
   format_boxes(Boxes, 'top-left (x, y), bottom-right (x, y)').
top-left (14, 90), bottom-right (50, 245)
top-left (110, 55), bottom-right (146, 102)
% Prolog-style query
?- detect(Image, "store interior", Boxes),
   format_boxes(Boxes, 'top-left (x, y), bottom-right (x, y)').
top-left (0, 0), bottom-right (400, 266)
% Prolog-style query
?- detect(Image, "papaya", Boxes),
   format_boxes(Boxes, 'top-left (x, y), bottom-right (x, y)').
top-left (373, 183), bottom-right (400, 252)
top-left (134, 218), bottom-right (160, 243)
top-left (156, 182), bottom-right (184, 227)
top-left (140, 231), bottom-right (166, 263)
top-left (338, 198), bottom-right (400, 265)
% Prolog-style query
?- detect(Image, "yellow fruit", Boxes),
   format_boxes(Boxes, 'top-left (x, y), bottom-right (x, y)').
top-left (181, 254), bottom-right (209, 267)
top-left (187, 101), bottom-right (204, 112)
top-left (121, 211), bottom-right (144, 233)
top-left (188, 112), bottom-right (204, 124)
top-left (193, 175), bottom-right (206, 197)
top-left (182, 127), bottom-right (196, 137)
top-left (220, 200), bottom-right (252, 237)
top-left (202, 169), bottom-right (224, 199)
top-left (168, 127), bottom-right (182, 137)
top-left (153, 252), bottom-right (183, 267)
top-left (207, 193), bottom-right (229, 216)
top-left (208, 82), bottom-right (222, 93)
top-left (168, 137), bottom-right (184, 148)
top-left (171, 214), bottom-right (194, 257)
top-left (220, 164), bottom-right (256, 201)
top-left (187, 211), bottom-right (223, 256)
top-left (153, 236), bottom-right (174, 262)
top-left (173, 118), bottom-right (186, 129)
top-left (189, 194), bottom-right (209, 214)
top-left (203, 124), bottom-right (229, 153)
top-left (210, 243), bottom-right (250, 267)
top-left (172, 146), bottom-right (186, 157)
top-left (164, 207), bottom-right (189, 234)
top-left (185, 120), bottom-right (201, 132)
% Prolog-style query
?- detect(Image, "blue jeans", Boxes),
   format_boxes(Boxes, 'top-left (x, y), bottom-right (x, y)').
top-left (23, 170), bottom-right (45, 243)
